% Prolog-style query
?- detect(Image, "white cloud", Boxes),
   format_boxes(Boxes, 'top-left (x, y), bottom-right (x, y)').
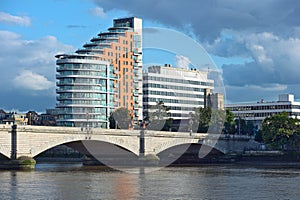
top-left (0, 30), bottom-right (75, 93)
top-left (175, 55), bottom-right (190, 69)
top-left (248, 44), bottom-right (273, 67)
top-left (0, 12), bottom-right (31, 26)
top-left (13, 70), bottom-right (54, 91)
top-left (90, 7), bottom-right (106, 18)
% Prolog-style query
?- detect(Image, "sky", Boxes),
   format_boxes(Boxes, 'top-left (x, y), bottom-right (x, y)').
top-left (1, 0), bottom-right (300, 112)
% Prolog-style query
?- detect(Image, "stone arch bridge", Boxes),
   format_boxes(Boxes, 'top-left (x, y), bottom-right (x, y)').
top-left (0, 125), bottom-right (258, 160)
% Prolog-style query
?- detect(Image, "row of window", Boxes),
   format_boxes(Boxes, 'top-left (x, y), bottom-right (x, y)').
top-left (144, 105), bottom-right (197, 112)
top-left (97, 33), bottom-right (120, 39)
top-left (58, 114), bottom-right (107, 120)
top-left (57, 63), bottom-right (109, 71)
top-left (133, 35), bottom-right (142, 49)
top-left (57, 85), bottom-right (116, 93)
top-left (57, 78), bottom-right (108, 86)
top-left (60, 98), bottom-right (114, 106)
top-left (143, 90), bottom-right (204, 98)
top-left (57, 121), bottom-right (107, 128)
top-left (57, 93), bottom-right (112, 100)
top-left (143, 83), bottom-right (206, 92)
top-left (170, 113), bottom-right (190, 118)
top-left (228, 104), bottom-right (294, 111)
top-left (144, 76), bottom-right (213, 86)
top-left (85, 45), bottom-right (109, 50)
top-left (109, 28), bottom-right (126, 33)
top-left (58, 71), bottom-right (114, 78)
top-left (58, 107), bottom-right (107, 114)
top-left (234, 111), bottom-right (300, 118)
top-left (95, 39), bottom-right (118, 44)
top-left (143, 97), bottom-right (204, 105)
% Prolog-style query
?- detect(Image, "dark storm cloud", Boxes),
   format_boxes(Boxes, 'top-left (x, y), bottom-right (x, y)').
top-left (93, 0), bottom-right (300, 102)
top-left (93, 0), bottom-right (300, 41)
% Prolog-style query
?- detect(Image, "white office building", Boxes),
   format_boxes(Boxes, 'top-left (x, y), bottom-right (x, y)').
top-left (225, 94), bottom-right (300, 129)
top-left (143, 64), bottom-right (214, 120)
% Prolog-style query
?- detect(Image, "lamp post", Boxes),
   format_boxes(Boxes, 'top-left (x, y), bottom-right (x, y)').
top-left (86, 112), bottom-right (90, 133)
top-left (253, 111), bottom-right (256, 136)
top-left (188, 117), bottom-right (193, 136)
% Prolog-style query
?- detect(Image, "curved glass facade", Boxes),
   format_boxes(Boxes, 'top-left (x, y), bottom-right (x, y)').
top-left (56, 54), bottom-right (114, 128)
top-left (56, 17), bottom-right (143, 128)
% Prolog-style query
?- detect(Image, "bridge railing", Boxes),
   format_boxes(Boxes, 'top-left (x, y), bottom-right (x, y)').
top-left (0, 125), bottom-right (253, 141)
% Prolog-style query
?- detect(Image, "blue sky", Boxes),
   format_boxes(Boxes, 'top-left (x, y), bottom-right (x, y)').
top-left (1, 0), bottom-right (300, 112)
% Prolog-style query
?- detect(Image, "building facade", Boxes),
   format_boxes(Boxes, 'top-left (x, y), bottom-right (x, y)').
top-left (206, 93), bottom-right (224, 110)
top-left (225, 94), bottom-right (300, 129)
top-left (56, 17), bottom-right (143, 128)
top-left (143, 65), bottom-right (214, 120)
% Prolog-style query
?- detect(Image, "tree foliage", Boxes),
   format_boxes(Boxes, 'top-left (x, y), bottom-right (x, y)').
top-left (261, 111), bottom-right (300, 150)
top-left (190, 107), bottom-right (212, 133)
top-left (109, 107), bottom-right (132, 129)
top-left (223, 109), bottom-right (235, 134)
top-left (222, 109), bottom-right (254, 135)
top-left (234, 118), bottom-right (254, 135)
top-left (145, 101), bottom-right (171, 131)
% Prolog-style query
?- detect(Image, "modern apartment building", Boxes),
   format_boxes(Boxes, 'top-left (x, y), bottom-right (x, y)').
top-left (225, 94), bottom-right (300, 129)
top-left (55, 17), bottom-right (143, 128)
top-left (143, 64), bottom-right (214, 120)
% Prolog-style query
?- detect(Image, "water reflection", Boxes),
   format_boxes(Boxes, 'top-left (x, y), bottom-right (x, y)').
top-left (0, 164), bottom-right (300, 200)
top-left (113, 173), bottom-right (139, 200)
top-left (9, 171), bottom-right (17, 200)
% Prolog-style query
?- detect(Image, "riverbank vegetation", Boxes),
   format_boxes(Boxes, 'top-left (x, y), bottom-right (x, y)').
top-left (261, 111), bottom-right (300, 151)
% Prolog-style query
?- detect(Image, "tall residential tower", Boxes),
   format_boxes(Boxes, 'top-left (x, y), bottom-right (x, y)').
top-left (55, 17), bottom-right (143, 128)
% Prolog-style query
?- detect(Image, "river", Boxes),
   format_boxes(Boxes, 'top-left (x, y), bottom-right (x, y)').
top-left (0, 163), bottom-right (299, 200)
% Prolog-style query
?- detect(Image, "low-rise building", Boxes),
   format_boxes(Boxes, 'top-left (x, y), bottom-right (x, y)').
top-left (2, 113), bottom-right (28, 125)
top-left (225, 94), bottom-right (300, 130)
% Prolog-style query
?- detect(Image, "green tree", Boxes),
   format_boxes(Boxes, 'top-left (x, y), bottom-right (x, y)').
top-left (109, 107), bottom-right (132, 129)
top-left (223, 109), bottom-right (235, 134)
top-left (234, 118), bottom-right (254, 135)
top-left (191, 107), bottom-right (212, 133)
top-left (145, 101), bottom-right (171, 131)
top-left (261, 111), bottom-right (300, 150)
top-left (254, 129), bottom-right (263, 142)
top-left (209, 109), bottom-right (226, 134)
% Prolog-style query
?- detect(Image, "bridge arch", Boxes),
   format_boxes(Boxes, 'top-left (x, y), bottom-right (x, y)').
top-left (0, 145), bottom-right (10, 159)
top-left (30, 135), bottom-right (140, 158)
top-left (151, 139), bottom-right (226, 156)
top-left (157, 143), bottom-right (225, 164)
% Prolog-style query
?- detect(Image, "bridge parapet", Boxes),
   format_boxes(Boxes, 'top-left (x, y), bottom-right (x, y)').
top-left (0, 125), bottom-right (258, 160)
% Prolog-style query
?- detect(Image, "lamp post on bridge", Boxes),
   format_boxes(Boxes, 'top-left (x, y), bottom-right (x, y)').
top-left (86, 112), bottom-right (91, 135)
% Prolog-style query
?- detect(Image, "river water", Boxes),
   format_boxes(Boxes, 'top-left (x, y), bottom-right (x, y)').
top-left (0, 163), bottom-right (299, 200)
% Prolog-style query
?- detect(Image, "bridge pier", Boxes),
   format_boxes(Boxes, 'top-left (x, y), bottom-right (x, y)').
top-left (139, 129), bottom-right (145, 157)
top-left (0, 157), bottom-right (36, 170)
top-left (0, 125), bottom-right (36, 170)
top-left (138, 130), bottom-right (160, 165)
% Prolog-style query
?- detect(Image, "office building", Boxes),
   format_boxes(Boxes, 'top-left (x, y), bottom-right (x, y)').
top-left (225, 94), bottom-right (300, 129)
top-left (56, 17), bottom-right (143, 128)
top-left (143, 64), bottom-right (214, 120)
